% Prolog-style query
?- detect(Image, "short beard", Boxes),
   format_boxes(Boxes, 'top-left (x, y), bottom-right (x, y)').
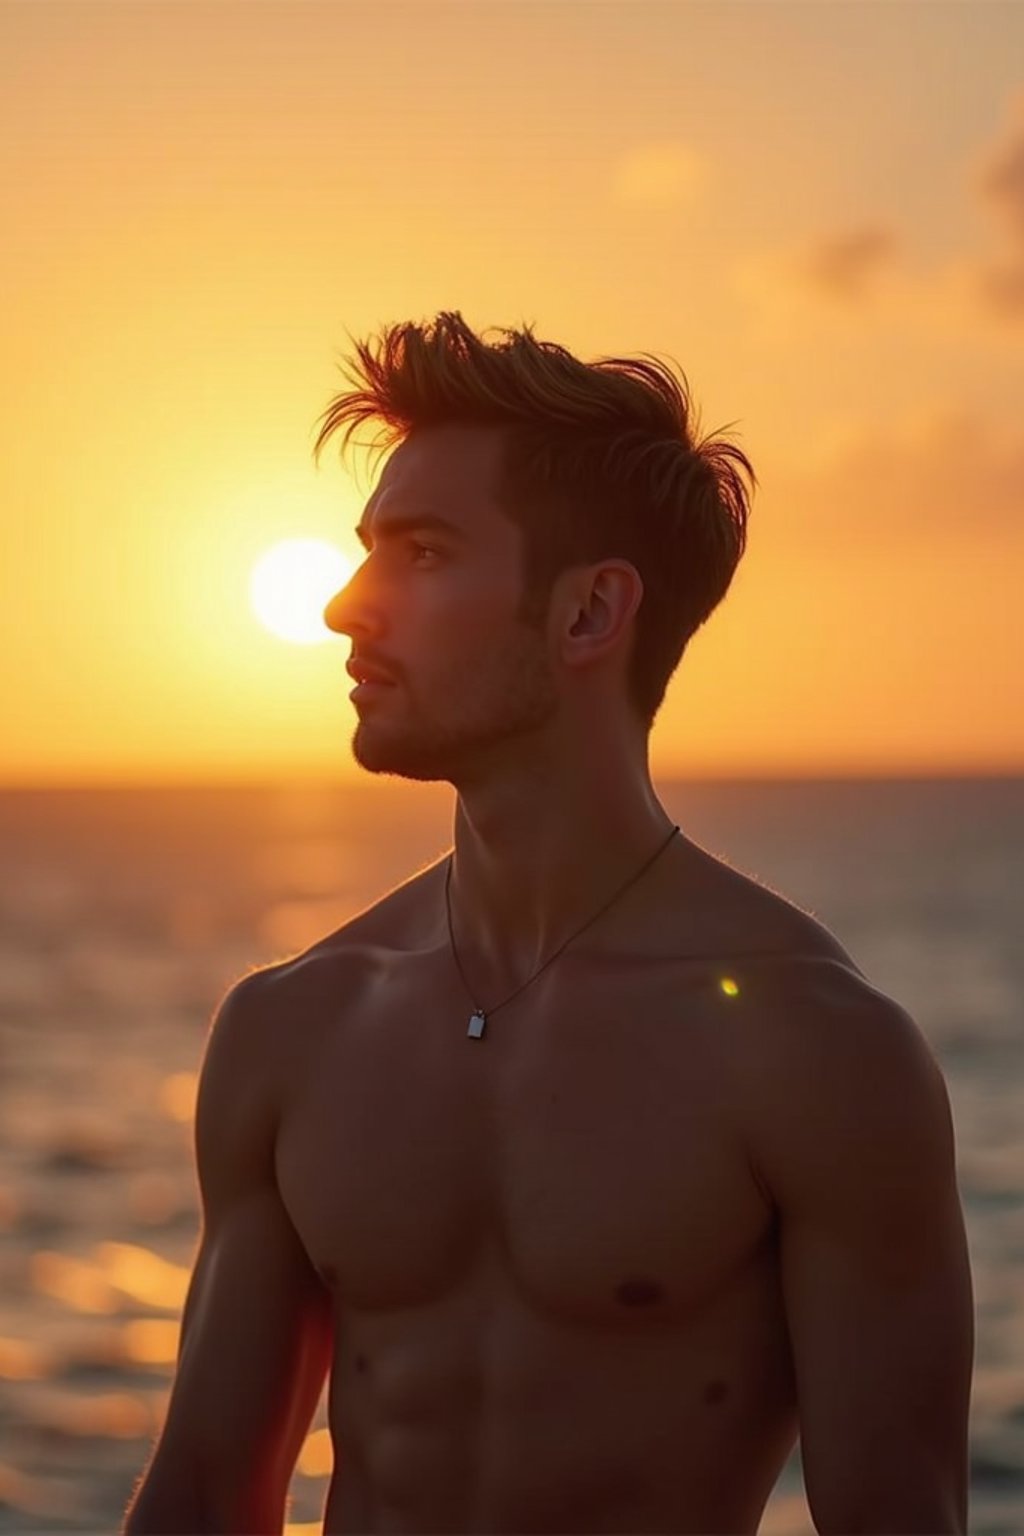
top-left (349, 626), bottom-right (559, 786)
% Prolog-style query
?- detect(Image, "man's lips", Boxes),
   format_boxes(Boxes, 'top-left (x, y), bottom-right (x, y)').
top-left (349, 679), bottom-right (394, 702)
top-left (346, 658), bottom-right (398, 685)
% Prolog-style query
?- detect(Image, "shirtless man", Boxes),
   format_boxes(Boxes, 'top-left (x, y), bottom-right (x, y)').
top-left (124, 312), bottom-right (974, 1534)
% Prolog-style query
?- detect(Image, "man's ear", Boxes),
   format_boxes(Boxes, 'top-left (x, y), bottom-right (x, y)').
top-left (565, 561), bottom-right (643, 644)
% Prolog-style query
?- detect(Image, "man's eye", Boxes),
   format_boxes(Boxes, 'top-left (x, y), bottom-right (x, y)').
top-left (410, 543), bottom-right (440, 563)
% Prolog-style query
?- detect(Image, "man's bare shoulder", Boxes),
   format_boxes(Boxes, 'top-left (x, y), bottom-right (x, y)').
top-left (270, 855), bottom-right (449, 978)
top-left (731, 939), bottom-right (944, 1165)
top-left (670, 841), bottom-right (868, 976)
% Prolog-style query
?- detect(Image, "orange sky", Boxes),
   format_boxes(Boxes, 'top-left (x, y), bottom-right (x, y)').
top-left (3, 1), bottom-right (1023, 785)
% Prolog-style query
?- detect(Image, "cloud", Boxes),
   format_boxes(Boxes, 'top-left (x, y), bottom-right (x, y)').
top-left (972, 256), bottom-right (1024, 319)
top-left (968, 90), bottom-right (1024, 319)
top-left (762, 406), bottom-right (1024, 552)
top-left (729, 234), bottom-right (912, 339)
top-left (801, 225), bottom-right (900, 302)
top-left (733, 93), bottom-right (1024, 339)
top-left (733, 225), bottom-right (1024, 348)
top-left (973, 89), bottom-right (1024, 247)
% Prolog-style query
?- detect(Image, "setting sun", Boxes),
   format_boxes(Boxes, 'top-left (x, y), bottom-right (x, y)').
top-left (249, 539), bottom-right (353, 645)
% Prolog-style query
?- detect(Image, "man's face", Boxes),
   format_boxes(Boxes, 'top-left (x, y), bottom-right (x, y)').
top-left (323, 424), bottom-right (560, 784)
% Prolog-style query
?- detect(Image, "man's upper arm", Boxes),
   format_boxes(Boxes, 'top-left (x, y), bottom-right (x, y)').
top-left (127, 969), bottom-right (333, 1531)
top-left (747, 971), bottom-right (974, 1534)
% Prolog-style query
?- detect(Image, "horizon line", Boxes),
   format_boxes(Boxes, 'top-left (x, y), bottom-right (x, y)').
top-left (1, 768), bottom-right (1021, 793)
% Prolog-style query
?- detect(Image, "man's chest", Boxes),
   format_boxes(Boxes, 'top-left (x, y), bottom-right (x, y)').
top-left (274, 949), bottom-right (776, 1328)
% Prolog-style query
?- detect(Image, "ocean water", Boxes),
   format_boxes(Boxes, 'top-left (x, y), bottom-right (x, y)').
top-left (0, 776), bottom-right (1021, 1534)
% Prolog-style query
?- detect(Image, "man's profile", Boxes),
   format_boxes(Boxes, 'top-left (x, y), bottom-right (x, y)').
top-left (123, 310), bottom-right (974, 1534)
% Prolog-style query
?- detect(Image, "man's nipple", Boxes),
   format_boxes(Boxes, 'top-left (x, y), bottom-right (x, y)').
top-left (615, 1276), bottom-right (664, 1306)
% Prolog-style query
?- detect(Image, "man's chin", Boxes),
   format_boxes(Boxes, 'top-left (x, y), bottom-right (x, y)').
top-left (350, 727), bottom-right (453, 784)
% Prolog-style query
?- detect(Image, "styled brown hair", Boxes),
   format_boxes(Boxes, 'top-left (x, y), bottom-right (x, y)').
top-left (312, 310), bottom-right (755, 730)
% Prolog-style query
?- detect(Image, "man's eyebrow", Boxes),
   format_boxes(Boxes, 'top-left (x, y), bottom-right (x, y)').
top-left (354, 512), bottom-right (469, 549)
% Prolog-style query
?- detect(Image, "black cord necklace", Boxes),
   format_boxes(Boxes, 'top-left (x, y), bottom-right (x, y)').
top-left (444, 824), bottom-right (681, 1039)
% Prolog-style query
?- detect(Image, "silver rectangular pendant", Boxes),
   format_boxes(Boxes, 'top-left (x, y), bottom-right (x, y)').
top-left (467, 1010), bottom-right (486, 1039)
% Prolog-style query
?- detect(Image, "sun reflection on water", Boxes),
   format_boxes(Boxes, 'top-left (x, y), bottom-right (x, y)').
top-left (31, 1242), bottom-right (190, 1315)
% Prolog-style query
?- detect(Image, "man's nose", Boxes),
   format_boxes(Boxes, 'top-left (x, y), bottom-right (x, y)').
top-left (323, 583), bottom-right (354, 635)
top-left (323, 567), bottom-right (379, 637)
